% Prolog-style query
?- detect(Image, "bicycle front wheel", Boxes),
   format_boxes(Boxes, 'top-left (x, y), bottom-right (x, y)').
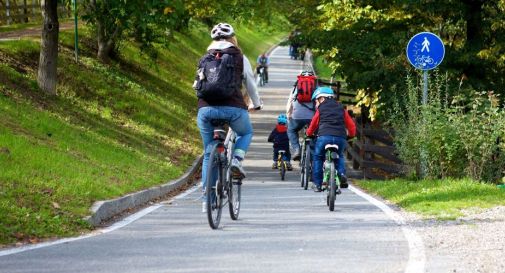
top-left (329, 162), bottom-right (336, 211)
top-left (228, 177), bottom-right (241, 220)
top-left (300, 144), bottom-right (306, 187)
top-left (206, 143), bottom-right (224, 229)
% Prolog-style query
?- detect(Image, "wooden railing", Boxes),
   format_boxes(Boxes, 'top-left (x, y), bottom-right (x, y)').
top-left (346, 117), bottom-right (404, 179)
top-left (0, 0), bottom-right (72, 25)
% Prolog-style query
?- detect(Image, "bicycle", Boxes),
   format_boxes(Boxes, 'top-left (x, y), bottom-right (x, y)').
top-left (300, 127), bottom-right (312, 190)
top-left (205, 119), bottom-right (242, 229)
top-left (277, 150), bottom-right (288, 181)
top-left (322, 144), bottom-right (341, 211)
top-left (257, 66), bottom-right (266, 86)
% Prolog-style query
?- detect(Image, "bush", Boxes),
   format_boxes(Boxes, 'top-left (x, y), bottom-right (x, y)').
top-left (388, 71), bottom-right (505, 182)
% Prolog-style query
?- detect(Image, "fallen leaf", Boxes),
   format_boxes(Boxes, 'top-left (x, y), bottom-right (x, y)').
top-left (52, 202), bottom-right (60, 209)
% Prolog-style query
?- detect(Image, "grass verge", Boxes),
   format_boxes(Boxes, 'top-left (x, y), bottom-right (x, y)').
top-left (355, 178), bottom-right (505, 220)
top-left (0, 21), bottom-right (286, 245)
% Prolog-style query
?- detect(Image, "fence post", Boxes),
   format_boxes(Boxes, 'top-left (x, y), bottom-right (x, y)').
top-left (32, 0), bottom-right (36, 17)
top-left (6, 0), bottom-right (11, 25)
top-left (23, 0), bottom-right (28, 22)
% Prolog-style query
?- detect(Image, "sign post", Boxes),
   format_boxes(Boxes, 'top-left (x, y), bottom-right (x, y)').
top-left (406, 32), bottom-right (445, 177)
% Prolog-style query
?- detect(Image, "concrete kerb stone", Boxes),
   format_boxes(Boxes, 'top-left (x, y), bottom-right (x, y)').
top-left (85, 155), bottom-right (203, 227)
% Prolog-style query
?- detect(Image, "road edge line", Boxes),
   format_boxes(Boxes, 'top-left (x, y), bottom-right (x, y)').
top-left (0, 185), bottom-right (201, 257)
top-left (349, 185), bottom-right (426, 273)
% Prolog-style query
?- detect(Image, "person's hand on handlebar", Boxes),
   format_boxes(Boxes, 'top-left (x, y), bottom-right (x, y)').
top-left (248, 103), bottom-right (263, 113)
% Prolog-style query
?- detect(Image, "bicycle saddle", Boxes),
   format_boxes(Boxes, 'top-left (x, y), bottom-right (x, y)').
top-left (210, 119), bottom-right (230, 127)
top-left (325, 144), bottom-right (339, 151)
top-left (278, 150), bottom-right (286, 153)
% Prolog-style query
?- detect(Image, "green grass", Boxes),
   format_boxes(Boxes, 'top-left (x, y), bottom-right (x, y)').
top-left (0, 22), bottom-right (40, 33)
top-left (313, 55), bottom-right (334, 79)
top-left (356, 178), bottom-right (505, 220)
top-left (0, 21), bottom-right (287, 245)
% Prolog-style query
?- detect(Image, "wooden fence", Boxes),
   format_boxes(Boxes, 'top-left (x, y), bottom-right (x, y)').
top-left (346, 116), bottom-right (404, 179)
top-left (0, 0), bottom-right (71, 25)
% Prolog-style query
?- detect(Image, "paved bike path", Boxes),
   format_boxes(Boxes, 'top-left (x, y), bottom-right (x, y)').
top-left (0, 46), bottom-right (410, 273)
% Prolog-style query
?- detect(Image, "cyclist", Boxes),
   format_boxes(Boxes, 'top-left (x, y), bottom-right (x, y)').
top-left (286, 70), bottom-right (316, 161)
top-left (268, 114), bottom-right (293, 171)
top-left (306, 87), bottom-right (356, 192)
top-left (256, 52), bottom-right (270, 83)
top-left (197, 23), bottom-right (262, 212)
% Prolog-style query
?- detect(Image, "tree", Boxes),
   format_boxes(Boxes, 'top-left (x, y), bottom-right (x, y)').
top-left (37, 0), bottom-right (59, 95)
top-left (81, 0), bottom-right (187, 63)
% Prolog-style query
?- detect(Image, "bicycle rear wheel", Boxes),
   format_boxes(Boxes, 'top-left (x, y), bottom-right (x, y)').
top-left (300, 143), bottom-right (306, 187)
top-left (206, 144), bottom-right (224, 229)
top-left (329, 162), bottom-right (336, 211)
top-left (303, 146), bottom-right (311, 190)
top-left (280, 160), bottom-right (286, 181)
top-left (228, 177), bottom-right (241, 220)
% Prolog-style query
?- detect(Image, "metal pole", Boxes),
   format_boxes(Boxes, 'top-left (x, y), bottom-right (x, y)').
top-left (73, 0), bottom-right (79, 62)
top-left (423, 70), bottom-right (428, 104)
top-left (6, 0), bottom-right (11, 25)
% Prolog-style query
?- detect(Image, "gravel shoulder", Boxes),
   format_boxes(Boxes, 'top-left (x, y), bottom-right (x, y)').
top-left (398, 206), bottom-right (505, 273)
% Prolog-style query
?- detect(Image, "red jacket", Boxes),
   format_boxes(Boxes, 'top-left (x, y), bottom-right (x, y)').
top-left (307, 108), bottom-right (356, 138)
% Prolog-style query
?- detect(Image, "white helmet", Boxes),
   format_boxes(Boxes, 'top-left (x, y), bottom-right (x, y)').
top-left (211, 23), bottom-right (235, 40)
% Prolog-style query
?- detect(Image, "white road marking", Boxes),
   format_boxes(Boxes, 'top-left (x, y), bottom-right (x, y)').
top-left (349, 185), bottom-right (426, 273)
top-left (0, 185), bottom-right (201, 257)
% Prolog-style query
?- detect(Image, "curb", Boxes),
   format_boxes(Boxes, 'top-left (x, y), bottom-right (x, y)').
top-left (85, 155), bottom-right (203, 227)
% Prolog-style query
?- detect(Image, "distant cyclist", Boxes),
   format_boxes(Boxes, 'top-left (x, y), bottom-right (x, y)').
top-left (268, 114), bottom-right (293, 171)
top-left (306, 87), bottom-right (356, 192)
top-left (194, 22), bottom-right (262, 212)
top-left (256, 53), bottom-right (270, 83)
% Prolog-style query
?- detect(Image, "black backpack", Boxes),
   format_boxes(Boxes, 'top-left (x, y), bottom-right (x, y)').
top-left (193, 51), bottom-right (239, 101)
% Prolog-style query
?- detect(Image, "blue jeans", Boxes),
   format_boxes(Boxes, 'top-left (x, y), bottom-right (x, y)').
top-left (312, 135), bottom-right (347, 187)
top-left (197, 106), bottom-right (253, 191)
top-left (287, 118), bottom-right (312, 152)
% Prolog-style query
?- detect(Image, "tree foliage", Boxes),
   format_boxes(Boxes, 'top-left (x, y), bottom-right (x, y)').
top-left (285, 0), bottom-right (505, 119)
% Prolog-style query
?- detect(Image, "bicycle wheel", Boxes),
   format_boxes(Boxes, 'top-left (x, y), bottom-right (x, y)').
top-left (303, 146), bottom-right (311, 190)
top-left (228, 176), bottom-right (241, 220)
top-left (329, 161), bottom-right (336, 211)
top-left (300, 144), bottom-right (306, 187)
top-left (206, 143), bottom-right (224, 229)
top-left (280, 160), bottom-right (286, 181)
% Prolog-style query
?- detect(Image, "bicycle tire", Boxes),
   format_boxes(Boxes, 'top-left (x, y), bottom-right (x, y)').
top-left (303, 146), bottom-right (311, 190)
top-left (329, 161), bottom-right (336, 211)
top-left (280, 160), bottom-right (286, 181)
top-left (228, 177), bottom-right (241, 220)
top-left (206, 143), bottom-right (224, 229)
top-left (300, 143), bottom-right (306, 187)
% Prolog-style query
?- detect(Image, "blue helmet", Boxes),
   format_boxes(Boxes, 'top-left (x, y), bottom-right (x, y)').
top-left (277, 114), bottom-right (287, 124)
top-left (311, 86), bottom-right (334, 101)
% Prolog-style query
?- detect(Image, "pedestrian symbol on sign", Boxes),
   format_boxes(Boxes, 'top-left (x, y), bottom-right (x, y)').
top-left (421, 37), bottom-right (430, 53)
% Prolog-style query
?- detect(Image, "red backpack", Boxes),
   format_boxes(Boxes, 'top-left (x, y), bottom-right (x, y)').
top-left (295, 75), bottom-right (317, 102)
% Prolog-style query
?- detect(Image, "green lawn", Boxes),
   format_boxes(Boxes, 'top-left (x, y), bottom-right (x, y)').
top-left (0, 21), bottom-right (286, 245)
top-left (356, 178), bottom-right (505, 220)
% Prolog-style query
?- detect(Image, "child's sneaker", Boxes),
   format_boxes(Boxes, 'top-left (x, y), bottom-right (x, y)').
top-left (286, 162), bottom-right (293, 171)
top-left (272, 162), bottom-right (278, 169)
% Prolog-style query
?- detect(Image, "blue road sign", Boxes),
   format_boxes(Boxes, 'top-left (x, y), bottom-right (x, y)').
top-left (406, 32), bottom-right (445, 70)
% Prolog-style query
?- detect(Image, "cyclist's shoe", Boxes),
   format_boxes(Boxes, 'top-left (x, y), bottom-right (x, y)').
top-left (293, 149), bottom-right (301, 161)
top-left (286, 162), bottom-right (293, 171)
top-left (231, 158), bottom-right (246, 178)
top-left (272, 162), bottom-right (278, 169)
top-left (340, 174), bottom-right (349, 188)
top-left (202, 201), bottom-right (207, 213)
top-left (312, 183), bottom-right (323, 192)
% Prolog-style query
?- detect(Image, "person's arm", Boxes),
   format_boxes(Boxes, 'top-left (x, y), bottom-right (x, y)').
top-left (268, 129), bottom-right (276, 143)
top-left (306, 109), bottom-right (320, 137)
top-left (344, 110), bottom-right (356, 137)
top-left (242, 55), bottom-right (262, 108)
top-left (266, 57), bottom-right (271, 66)
top-left (286, 88), bottom-right (295, 119)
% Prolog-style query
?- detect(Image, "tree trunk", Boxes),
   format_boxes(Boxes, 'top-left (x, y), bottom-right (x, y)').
top-left (37, 0), bottom-right (59, 95)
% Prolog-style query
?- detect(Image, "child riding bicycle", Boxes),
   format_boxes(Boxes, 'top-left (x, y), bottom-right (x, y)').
top-left (306, 87), bottom-right (356, 192)
top-left (268, 114), bottom-right (293, 171)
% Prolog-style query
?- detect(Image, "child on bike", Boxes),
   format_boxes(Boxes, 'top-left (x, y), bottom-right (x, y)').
top-left (306, 87), bottom-right (356, 192)
top-left (268, 114), bottom-right (293, 171)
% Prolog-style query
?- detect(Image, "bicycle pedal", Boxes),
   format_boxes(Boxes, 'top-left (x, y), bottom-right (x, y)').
top-left (337, 189), bottom-right (342, 195)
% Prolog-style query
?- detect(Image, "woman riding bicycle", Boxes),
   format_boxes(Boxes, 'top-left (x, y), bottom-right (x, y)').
top-left (306, 87), bottom-right (356, 192)
top-left (196, 23), bottom-right (262, 212)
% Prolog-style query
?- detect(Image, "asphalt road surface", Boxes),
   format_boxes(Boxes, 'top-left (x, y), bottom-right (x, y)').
top-left (0, 47), bottom-right (416, 273)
